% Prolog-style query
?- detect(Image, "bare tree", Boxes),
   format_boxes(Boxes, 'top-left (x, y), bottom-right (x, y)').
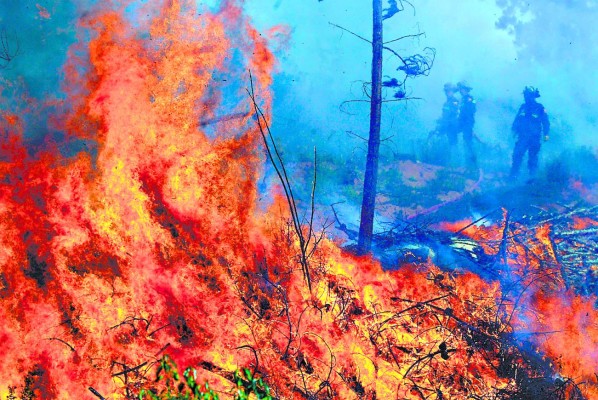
top-left (358, 0), bottom-right (384, 255)
top-left (329, 1), bottom-right (434, 254)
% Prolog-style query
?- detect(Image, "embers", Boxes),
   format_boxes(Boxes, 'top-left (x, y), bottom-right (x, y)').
top-left (23, 247), bottom-right (50, 289)
top-left (171, 315), bottom-right (194, 344)
top-left (67, 244), bottom-right (121, 278)
top-left (8, 366), bottom-right (50, 400)
top-left (0, 272), bottom-right (9, 297)
top-left (60, 302), bottom-right (83, 339)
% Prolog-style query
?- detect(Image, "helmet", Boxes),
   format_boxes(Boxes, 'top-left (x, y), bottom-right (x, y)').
top-left (523, 86), bottom-right (541, 98)
top-left (444, 82), bottom-right (457, 92)
top-left (457, 81), bottom-right (472, 91)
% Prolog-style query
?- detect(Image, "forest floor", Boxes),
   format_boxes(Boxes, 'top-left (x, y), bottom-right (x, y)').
top-left (281, 146), bottom-right (598, 295)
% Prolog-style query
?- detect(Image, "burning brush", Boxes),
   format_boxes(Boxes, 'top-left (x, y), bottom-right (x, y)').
top-left (0, 1), bottom-right (596, 400)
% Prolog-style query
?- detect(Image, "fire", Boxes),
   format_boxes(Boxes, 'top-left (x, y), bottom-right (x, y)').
top-left (448, 211), bottom-right (598, 398)
top-left (0, 1), bottom-right (596, 399)
top-left (572, 216), bottom-right (598, 230)
top-left (520, 292), bottom-right (598, 398)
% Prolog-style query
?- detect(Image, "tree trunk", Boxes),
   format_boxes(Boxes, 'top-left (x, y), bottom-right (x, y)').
top-left (357, 0), bottom-right (383, 255)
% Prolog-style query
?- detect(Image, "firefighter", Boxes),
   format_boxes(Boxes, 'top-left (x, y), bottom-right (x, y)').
top-left (457, 81), bottom-right (477, 167)
top-left (510, 86), bottom-right (550, 180)
top-left (436, 83), bottom-right (460, 150)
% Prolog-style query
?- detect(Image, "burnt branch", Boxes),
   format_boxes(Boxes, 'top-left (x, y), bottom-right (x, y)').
top-left (384, 31), bottom-right (425, 45)
top-left (199, 111), bottom-right (250, 127)
top-left (247, 71), bottom-right (325, 292)
top-left (0, 29), bottom-right (19, 69)
top-left (88, 387), bottom-right (106, 400)
top-left (236, 344), bottom-right (260, 373)
top-left (46, 337), bottom-right (75, 352)
top-left (328, 22), bottom-right (371, 44)
top-left (111, 361), bottom-right (148, 377)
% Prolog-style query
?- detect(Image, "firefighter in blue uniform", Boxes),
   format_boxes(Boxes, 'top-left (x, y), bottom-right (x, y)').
top-left (510, 86), bottom-right (550, 179)
top-left (457, 81), bottom-right (477, 167)
top-left (437, 83), bottom-right (460, 151)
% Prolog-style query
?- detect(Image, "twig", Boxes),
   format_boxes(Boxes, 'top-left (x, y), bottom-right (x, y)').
top-left (236, 344), bottom-right (260, 373)
top-left (305, 147), bottom-right (318, 256)
top-left (47, 337), bottom-right (75, 352)
top-left (555, 227), bottom-right (598, 238)
top-left (0, 29), bottom-right (19, 69)
top-left (403, 348), bottom-right (456, 379)
top-left (247, 71), bottom-right (316, 291)
top-left (199, 112), bottom-right (250, 127)
top-left (536, 205), bottom-right (597, 226)
top-left (384, 32), bottom-right (425, 45)
top-left (346, 130), bottom-right (368, 142)
top-left (499, 210), bottom-right (511, 266)
top-left (548, 231), bottom-right (569, 290)
top-left (328, 22), bottom-right (371, 44)
top-left (88, 387), bottom-right (106, 400)
top-left (147, 322), bottom-right (171, 337)
top-left (111, 362), bottom-right (148, 377)
top-left (455, 208), bottom-right (500, 234)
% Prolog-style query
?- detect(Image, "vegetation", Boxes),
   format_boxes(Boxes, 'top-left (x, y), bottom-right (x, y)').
top-left (139, 356), bottom-right (272, 400)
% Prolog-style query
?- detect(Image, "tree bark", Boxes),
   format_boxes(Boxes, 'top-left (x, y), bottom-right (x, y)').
top-left (357, 0), bottom-right (383, 255)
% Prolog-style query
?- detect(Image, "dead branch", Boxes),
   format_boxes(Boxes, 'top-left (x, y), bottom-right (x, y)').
top-left (154, 342), bottom-right (171, 357)
top-left (147, 322), bottom-right (171, 337)
top-left (403, 347), bottom-right (456, 379)
top-left (536, 205), bottom-right (598, 226)
top-left (555, 227), bottom-right (598, 238)
top-left (88, 387), bottom-right (106, 400)
top-left (384, 32), bottom-right (425, 45)
top-left (455, 208), bottom-right (500, 234)
top-left (247, 71), bottom-right (321, 291)
top-left (548, 231), bottom-right (570, 290)
top-left (377, 294), bottom-right (450, 330)
top-left (499, 211), bottom-right (511, 265)
top-left (328, 22), bottom-right (371, 44)
top-left (111, 361), bottom-right (148, 377)
top-left (305, 147), bottom-right (318, 259)
top-left (329, 21), bottom-right (434, 78)
top-left (46, 337), bottom-right (75, 352)
top-left (0, 29), bottom-right (19, 69)
top-left (199, 112), bottom-right (250, 127)
top-left (236, 344), bottom-right (260, 373)
top-left (108, 315), bottom-right (152, 335)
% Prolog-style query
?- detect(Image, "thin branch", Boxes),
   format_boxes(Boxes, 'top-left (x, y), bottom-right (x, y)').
top-left (88, 387), bottom-right (107, 400)
top-left (305, 147), bottom-right (318, 251)
top-left (199, 111), bottom-right (250, 127)
top-left (403, 348), bottom-right (456, 379)
top-left (346, 130), bottom-right (368, 142)
top-left (0, 29), bottom-right (19, 69)
top-left (455, 208), bottom-right (500, 234)
top-left (499, 211), bottom-right (511, 266)
top-left (383, 45), bottom-right (407, 66)
top-left (247, 71), bottom-right (315, 291)
top-left (47, 337), bottom-right (75, 352)
top-left (384, 32), bottom-right (425, 45)
top-left (111, 362), bottom-right (148, 377)
top-left (328, 22), bottom-right (371, 44)
top-left (236, 344), bottom-right (260, 373)
top-left (247, 73), bottom-right (310, 289)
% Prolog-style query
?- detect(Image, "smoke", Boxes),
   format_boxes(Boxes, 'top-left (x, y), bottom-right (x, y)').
top-left (241, 0), bottom-right (597, 178)
top-left (2, 1), bottom-right (596, 165)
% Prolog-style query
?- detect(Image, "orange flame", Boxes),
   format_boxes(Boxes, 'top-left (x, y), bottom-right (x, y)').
top-left (0, 1), bottom-right (596, 399)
